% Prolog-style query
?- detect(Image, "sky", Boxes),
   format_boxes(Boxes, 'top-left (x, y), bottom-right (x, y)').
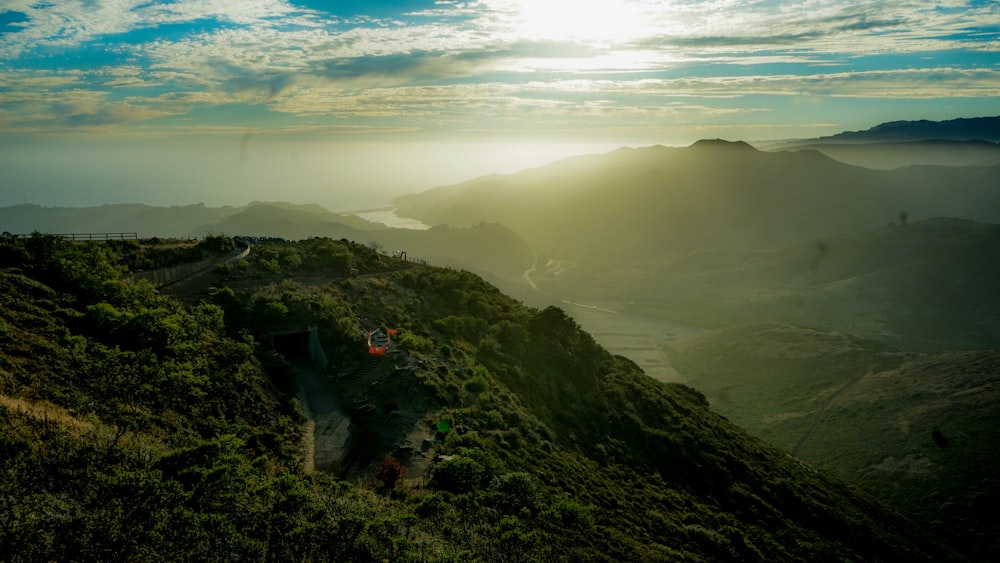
top-left (1, 0), bottom-right (998, 210)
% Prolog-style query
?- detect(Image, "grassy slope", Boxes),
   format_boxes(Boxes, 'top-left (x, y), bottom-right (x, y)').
top-left (0, 234), bottom-right (962, 561)
top-left (552, 217), bottom-right (1000, 352)
top-left (668, 323), bottom-right (1000, 561)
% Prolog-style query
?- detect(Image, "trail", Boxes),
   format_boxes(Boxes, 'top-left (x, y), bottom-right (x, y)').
top-left (295, 362), bottom-right (351, 473)
top-left (523, 261), bottom-right (538, 290)
top-left (793, 355), bottom-right (871, 457)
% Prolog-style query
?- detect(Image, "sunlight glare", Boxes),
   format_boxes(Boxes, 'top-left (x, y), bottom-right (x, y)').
top-left (510, 0), bottom-right (646, 45)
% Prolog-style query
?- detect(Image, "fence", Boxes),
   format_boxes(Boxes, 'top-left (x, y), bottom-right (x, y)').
top-left (132, 245), bottom-right (251, 288)
top-left (11, 232), bottom-right (138, 240)
top-left (133, 258), bottom-right (214, 288)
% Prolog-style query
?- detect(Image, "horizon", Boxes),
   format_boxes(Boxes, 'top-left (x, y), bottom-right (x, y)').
top-left (2, 1), bottom-right (998, 209)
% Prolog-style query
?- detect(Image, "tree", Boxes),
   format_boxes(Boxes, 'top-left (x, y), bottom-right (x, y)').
top-left (898, 211), bottom-right (908, 227)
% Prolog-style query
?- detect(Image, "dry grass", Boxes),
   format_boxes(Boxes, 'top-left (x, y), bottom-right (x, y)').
top-left (0, 393), bottom-right (171, 456)
top-left (0, 393), bottom-right (94, 436)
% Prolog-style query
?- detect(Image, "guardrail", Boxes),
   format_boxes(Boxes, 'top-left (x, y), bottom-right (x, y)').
top-left (10, 232), bottom-right (138, 240)
top-left (133, 245), bottom-right (250, 289)
top-left (133, 258), bottom-right (215, 288)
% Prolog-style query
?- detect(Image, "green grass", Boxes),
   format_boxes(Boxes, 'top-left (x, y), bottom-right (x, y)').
top-left (668, 323), bottom-right (1000, 561)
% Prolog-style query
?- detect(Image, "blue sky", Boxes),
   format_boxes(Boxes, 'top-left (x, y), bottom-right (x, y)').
top-left (1, 0), bottom-right (998, 209)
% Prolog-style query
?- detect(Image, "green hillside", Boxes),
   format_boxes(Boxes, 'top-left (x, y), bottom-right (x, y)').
top-left (0, 233), bottom-right (962, 561)
top-left (668, 324), bottom-right (1000, 561)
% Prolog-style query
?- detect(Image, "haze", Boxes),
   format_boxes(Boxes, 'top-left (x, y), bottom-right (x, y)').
top-left (2, 0), bottom-right (998, 209)
top-left (4, 3), bottom-right (1000, 558)
top-left (0, 140), bottom-right (620, 210)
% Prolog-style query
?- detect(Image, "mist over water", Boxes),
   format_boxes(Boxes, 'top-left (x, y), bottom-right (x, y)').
top-left (354, 209), bottom-right (431, 229)
top-left (0, 141), bottom-right (620, 211)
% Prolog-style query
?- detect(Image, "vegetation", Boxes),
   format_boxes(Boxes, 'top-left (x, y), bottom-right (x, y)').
top-left (0, 234), bottom-right (963, 561)
top-left (668, 323), bottom-right (1000, 561)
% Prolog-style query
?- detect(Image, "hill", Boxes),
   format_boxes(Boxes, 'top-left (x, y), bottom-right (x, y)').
top-left (600, 217), bottom-right (1000, 351)
top-left (0, 201), bottom-right (382, 238)
top-left (0, 201), bottom-right (535, 286)
top-left (0, 233), bottom-right (963, 561)
top-left (667, 323), bottom-right (1000, 561)
top-left (761, 117), bottom-right (1000, 169)
top-left (766, 140), bottom-right (1000, 170)
top-left (812, 116), bottom-right (1000, 143)
top-left (393, 140), bottom-right (1000, 267)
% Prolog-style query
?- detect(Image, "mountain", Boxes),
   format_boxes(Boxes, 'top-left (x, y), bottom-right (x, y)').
top-left (814, 116), bottom-right (1000, 143)
top-left (760, 117), bottom-right (1000, 169)
top-left (393, 141), bottom-right (1000, 269)
top-left (187, 201), bottom-right (384, 238)
top-left (0, 201), bottom-right (382, 238)
top-left (667, 323), bottom-right (1000, 562)
top-left (0, 234), bottom-right (964, 561)
top-left (766, 140), bottom-right (1000, 170)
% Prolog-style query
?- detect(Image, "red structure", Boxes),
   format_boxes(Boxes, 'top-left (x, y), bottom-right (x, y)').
top-left (367, 328), bottom-right (397, 356)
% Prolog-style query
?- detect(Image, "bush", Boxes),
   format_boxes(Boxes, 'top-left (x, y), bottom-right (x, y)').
top-left (374, 456), bottom-right (406, 490)
top-left (465, 375), bottom-right (488, 394)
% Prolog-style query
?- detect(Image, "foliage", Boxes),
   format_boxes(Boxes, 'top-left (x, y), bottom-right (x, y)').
top-left (0, 236), bottom-right (966, 562)
top-left (374, 456), bottom-right (407, 490)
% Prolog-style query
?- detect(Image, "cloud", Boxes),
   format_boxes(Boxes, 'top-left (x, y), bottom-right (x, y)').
top-left (0, 86), bottom-right (176, 131)
top-left (1, 0), bottom-right (998, 140)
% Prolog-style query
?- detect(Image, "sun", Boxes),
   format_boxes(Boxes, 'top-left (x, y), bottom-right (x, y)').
top-left (507, 0), bottom-right (647, 45)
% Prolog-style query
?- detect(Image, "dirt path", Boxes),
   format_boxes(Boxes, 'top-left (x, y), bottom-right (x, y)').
top-left (296, 363), bottom-right (352, 474)
top-left (793, 355), bottom-right (871, 457)
top-left (294, 357), bottom-right (439, 483)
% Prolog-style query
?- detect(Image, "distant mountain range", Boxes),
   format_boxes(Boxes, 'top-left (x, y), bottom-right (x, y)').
top-left (762, 116), bottom-right (1000, 169)
top-left (814, 116), bottom-right (1000, 143)
top-left (0, 201), bottom-right (380, 239)
top-left (770, 139), bottom-right (1000, 170)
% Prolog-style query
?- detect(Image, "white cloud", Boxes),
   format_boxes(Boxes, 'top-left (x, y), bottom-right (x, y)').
top-left (0, 0), bottom-right (997, 139)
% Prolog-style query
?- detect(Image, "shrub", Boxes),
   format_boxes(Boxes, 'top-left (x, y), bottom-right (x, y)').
top-left (431, 455), bottom-right (486, 494)
top-left (465, 375), bottom-right (488, 394)
top-left (374, 456), bottom-right (406, 490)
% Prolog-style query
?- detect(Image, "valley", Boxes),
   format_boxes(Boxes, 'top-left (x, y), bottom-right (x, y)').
top-left (6, 0), bottom-right (999, 556)
top-left (4, 116), bottom-right (1000, 561)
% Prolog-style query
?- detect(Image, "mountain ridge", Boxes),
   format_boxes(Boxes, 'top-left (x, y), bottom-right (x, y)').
top-left (816, 116), bottom-right (1000, 143)
top-left (393, 140), bottom-right (1000, 265)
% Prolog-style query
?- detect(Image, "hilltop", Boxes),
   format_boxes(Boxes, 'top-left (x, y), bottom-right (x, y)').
top-left (0, 233), bottom-right (962, 561)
